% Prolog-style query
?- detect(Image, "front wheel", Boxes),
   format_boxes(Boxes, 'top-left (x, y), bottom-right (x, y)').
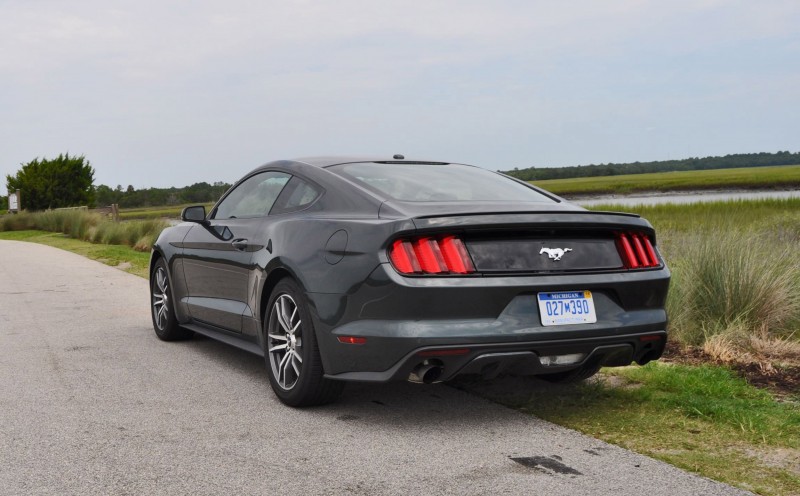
top-left (150, 258), bottom-right (193, 341)
top-left (264, 278), bottom-right (344, 407)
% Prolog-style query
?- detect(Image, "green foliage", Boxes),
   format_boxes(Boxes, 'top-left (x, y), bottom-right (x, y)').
top-left (0, 230), bottom-right (151, 278)
top-left (0, 209), bottom-right (167, 252)
top-left (95, 181), bottom-right (230, 208)
top-left (533, 164), bottom-right (800, 196)
top-left (6, 153), bottom-right (96, 211)
top-left (505, 150), bottom-right (800, 181)
top-left (588, 199), bottom-right (800, 347)
top-left (1, 195), bottom-right (7, 211)
top-left (464, 364), bottom-right (800, 495)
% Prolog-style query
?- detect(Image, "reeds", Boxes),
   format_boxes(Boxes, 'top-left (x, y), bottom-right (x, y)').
top-left (0, 209), bottom-right (167, 252)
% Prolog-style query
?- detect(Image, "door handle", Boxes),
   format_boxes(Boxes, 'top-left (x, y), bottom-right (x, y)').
top-left (231, 238), bottom-right (249, 251)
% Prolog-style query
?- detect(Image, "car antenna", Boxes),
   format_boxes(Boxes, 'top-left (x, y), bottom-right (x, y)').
top-left (393, 154), bottom-right (405, 160)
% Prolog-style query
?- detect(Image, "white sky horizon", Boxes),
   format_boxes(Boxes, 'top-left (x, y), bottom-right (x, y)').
top-left (2, 1), bottom-right (798, 189)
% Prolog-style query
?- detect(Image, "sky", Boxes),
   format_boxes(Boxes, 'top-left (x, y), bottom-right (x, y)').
top-left (1, 0), bottom-right (798, 189)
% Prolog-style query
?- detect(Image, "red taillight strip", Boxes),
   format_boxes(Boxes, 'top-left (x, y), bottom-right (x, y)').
top-left (643, 237), bottom-right (659, 266)
top-left (438, 236), bottom-right (476, 274)
top-left (389, 235), bottom-right (476, 275)
top-left (617, 234), bottom-right (639, 268)
top-left (631, 234), bottom-right (650, 266)
top-left (617, 232), bottom-right (660, 269)
top-left (413, 237), bottom-right (448, 273)
top-left (389, 239), bottom-right (421, 273)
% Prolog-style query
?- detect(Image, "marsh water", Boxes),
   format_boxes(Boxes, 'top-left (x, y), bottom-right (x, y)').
top-left (572, 189), bottom-right (800, 207)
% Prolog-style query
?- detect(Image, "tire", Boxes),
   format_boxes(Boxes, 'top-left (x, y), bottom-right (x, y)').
top-left (150, 258), bottom-right (193, 341)
top-left (537, 362), bottom-right (602, 384)
top-left (264, 278), bottom-right (344, 407)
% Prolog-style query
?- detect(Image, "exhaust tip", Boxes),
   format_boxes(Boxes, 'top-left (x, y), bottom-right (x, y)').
top-left (408, 362), bottom-right (444, 384)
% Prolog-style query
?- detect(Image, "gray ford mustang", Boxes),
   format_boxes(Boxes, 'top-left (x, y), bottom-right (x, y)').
top-left (150, 156), bottom-right (670, 406)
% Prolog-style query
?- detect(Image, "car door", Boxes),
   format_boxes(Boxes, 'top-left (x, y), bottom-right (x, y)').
top-left (181, 171), bottom-right (291, 332)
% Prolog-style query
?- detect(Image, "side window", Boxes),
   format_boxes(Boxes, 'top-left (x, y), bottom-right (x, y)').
top-left (213, 171), bottom-right (291, 219)
top-left (271, 176), bottom-right (322, 214)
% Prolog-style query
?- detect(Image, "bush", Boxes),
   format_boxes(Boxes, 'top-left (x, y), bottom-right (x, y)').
top-left (0, 209), bottom-right (167, 252)
top-left (666, 230), bottom-right (800, 346)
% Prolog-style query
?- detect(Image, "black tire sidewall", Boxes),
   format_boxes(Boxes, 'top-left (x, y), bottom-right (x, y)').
top-left (264, 278), bottom-right (322, 404)
top-left (150, 258), bottom-right (180, 340)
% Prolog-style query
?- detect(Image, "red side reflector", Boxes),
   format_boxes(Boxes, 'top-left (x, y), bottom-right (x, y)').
top-left (639, 335), bottom-right (662, 342)
top-left (337, 336), bottom-right (367, 345)
top-left (418, 348), bottom-right (470, 357)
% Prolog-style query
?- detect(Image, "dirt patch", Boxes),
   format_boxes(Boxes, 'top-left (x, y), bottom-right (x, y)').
top-left (662, 341), bottom-right (800, 401)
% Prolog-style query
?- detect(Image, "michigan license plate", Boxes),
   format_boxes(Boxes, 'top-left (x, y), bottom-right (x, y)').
top-left (537, 291), bottom-right (597, 326)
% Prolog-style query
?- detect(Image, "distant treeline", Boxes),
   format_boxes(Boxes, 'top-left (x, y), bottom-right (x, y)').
top-left (96, 181), bottom-right (232, 208)
top-left (503, 151), bottom-right (800, 181)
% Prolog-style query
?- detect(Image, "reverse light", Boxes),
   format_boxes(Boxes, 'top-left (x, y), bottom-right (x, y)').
top-left (389, 235), bottom-right (476, 275)
top-left (616, 232), bottom-right (660, 269)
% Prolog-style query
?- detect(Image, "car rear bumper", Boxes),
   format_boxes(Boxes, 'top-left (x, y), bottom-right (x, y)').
top-left (309, 263), bottom-right (670, 381)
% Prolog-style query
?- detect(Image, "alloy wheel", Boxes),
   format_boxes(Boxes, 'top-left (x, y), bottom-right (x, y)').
top-left (152, 266), bottom-right (170, 331)
top-left (267, 294), bottom-right (304, 390)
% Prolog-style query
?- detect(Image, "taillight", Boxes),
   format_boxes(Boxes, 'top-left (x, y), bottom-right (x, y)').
top-left (616, 232), bottom-right (660, 268)
top-left (389, 235), bottom-right (476, 275)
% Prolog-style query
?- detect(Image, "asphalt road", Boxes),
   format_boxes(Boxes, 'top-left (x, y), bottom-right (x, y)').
top-left (0, 240), bottom-right (751, 496)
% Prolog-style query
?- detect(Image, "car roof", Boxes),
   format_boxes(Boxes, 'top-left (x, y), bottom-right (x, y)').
top-left (290, 156), bottom-right (451, 168)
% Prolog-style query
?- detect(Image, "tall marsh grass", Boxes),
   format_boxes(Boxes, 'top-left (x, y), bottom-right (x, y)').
top-left (0, 209), bottom-right (167, 252)
top-left (591, 199), bottom-right (800, 352)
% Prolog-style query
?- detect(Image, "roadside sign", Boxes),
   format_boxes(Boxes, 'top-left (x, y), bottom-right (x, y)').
top-left (8, 190), bottom-right (19, 212)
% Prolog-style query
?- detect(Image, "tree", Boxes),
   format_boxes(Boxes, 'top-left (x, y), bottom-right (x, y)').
top-left (6, 154), bottom-right (95, 211)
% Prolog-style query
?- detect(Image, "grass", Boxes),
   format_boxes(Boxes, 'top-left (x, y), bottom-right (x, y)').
top-left (0, 230), bottom-right (150, 277)
top-left (587, 200), bottom-right (800, 351)
top-left (462, 363), bottom-right (800, 495)
top-left (118, 203), bottom-right (214, 220)
top-left (0, 209), bottom-right (168, 252)
top-left (3, 198), bottom-right (800, 493)
top-left (533, 164), bottom-right (800, 196)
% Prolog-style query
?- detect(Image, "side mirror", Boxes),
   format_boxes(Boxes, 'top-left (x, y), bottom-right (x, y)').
top-left (181, 205), bottom-right (208, 225)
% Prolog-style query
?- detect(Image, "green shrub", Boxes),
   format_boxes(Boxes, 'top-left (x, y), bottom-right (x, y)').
top-left (0, 209), bottom-right (167, 251)
top-left (665, 230), bottom-right (800, 345)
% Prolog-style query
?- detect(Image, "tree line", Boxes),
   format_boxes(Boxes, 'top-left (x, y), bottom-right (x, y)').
top-left (95, 181), bottom-right (231, 208)
top-left (503, 151), bottom-right (800, 181)
top-left (4, 154), bottom-right (231, 211)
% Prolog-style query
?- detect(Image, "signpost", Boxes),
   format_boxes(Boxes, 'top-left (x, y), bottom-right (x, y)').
top-left (8, 189), bottom-right (20, 213)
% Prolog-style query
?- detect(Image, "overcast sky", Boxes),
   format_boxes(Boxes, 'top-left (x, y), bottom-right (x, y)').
top-left (1, 1), bottom-right (798, 189)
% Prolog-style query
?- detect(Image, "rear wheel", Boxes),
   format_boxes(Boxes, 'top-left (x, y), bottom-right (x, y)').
top-left (264, 278), bottom-right (344, 407)
top-left (150, 258), bottom-right (193, 341)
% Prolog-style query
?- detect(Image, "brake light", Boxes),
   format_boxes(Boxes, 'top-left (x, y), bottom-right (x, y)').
top-left (616, 232), bottom-right (660, 268)
top-left (389, 235), bottom-right (476, 275)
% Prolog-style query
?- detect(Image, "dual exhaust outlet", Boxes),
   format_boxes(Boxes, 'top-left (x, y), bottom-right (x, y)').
top-left (408, 362), bottom-right (444, 384)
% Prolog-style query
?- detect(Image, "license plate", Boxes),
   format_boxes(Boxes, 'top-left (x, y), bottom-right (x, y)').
top-left (537, 291), bottom-right (597, 326)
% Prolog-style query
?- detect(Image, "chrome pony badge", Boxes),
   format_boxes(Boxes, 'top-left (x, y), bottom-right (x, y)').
top-left (539, 247), bottom-right (572, 261)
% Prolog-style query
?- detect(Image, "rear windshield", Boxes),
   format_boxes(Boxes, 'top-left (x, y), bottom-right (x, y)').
top-left (330, 162), bottom-right (555, 202)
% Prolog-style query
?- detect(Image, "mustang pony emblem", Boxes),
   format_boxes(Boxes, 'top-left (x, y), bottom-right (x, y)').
top-left (539, 247), bottom-right (573, 261)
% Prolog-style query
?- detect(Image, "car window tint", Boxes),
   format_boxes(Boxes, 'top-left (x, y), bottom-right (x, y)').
top-left (331, 162), bottom-right (554, 202)
top-left (214, 171), bottom-right (291, 219)
top-left (271, 177), bottom-right (322, 214)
